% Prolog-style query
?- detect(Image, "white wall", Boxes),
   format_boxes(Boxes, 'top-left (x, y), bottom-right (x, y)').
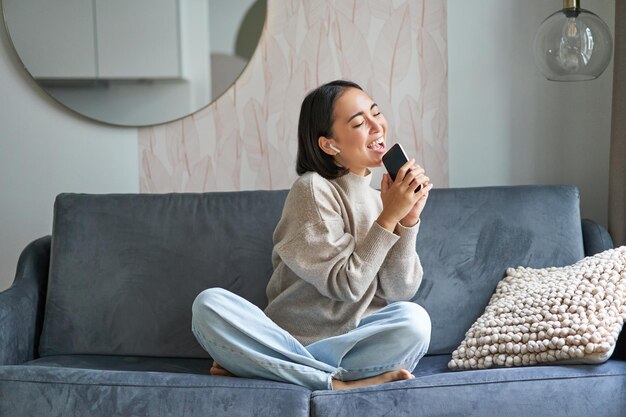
top-left (448, 0), bottom-right (615, 228)
top-left (0, 2), bottom-right (139, 291)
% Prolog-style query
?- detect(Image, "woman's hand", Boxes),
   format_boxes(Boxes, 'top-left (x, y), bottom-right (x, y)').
top-left (399, 178), bottom-right (433, 228)
top-left (377, 159), bottom-right (431, 232)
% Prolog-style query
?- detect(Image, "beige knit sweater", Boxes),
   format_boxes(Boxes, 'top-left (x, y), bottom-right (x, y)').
top-left (264, 170), bottom-right (424, 346)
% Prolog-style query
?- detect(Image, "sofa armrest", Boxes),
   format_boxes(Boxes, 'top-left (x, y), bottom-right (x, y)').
top-left (0, 236), bottom-right (51, 365)
top-left (581, 219), bottom-right (614, 257)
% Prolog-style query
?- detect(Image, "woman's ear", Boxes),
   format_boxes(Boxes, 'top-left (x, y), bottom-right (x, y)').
top-left (318, 136), bottom-right (340, 155)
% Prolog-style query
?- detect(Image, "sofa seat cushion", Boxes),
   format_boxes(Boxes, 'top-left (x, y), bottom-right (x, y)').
top-left (0, 358), bottom-right (311, 417)
top-left (312, 355), bottom-right (626, 417)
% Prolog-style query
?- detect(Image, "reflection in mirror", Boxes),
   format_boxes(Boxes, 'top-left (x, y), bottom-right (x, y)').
top-left (2, 0), bottom-right (266, 126)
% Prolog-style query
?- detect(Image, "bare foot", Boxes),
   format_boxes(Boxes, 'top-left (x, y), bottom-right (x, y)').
top-left (331, 369), bottom-right (415, 390)
top-left (210, 361), bottom-right (236, 377)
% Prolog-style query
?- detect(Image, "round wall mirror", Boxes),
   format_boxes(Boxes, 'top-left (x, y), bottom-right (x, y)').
top-left (2, 0), bottom-right (266, 127)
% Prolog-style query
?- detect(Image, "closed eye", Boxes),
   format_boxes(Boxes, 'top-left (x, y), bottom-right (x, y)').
top-left (353, 113), bottom-right (382, 128)
top-left (351, 107), bottom-right (382, 128)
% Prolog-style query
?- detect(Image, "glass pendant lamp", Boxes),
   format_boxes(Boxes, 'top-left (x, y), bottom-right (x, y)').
top-left (534, 0), bottom-right (613, 81)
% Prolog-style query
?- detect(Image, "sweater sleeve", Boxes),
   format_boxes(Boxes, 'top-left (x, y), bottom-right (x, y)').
top-left (375, 221), bottom-right (424, 302)
top-left (273, 176), bottom-right (400, 303)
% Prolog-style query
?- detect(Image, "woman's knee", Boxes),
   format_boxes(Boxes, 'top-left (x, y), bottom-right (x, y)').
top-left (192, 287), bottom-right (232, 322)
top-left (394, 302), bottom-right (431, 343)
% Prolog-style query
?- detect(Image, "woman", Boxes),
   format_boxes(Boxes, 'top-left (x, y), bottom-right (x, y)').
top-left (192, 80), bottom-right (433, 391)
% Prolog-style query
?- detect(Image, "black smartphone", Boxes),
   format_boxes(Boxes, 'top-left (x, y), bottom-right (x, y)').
top-left (382, 143), bottom-right (422, 192)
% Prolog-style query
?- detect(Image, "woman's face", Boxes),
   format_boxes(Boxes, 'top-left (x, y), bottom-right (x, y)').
top-left (321, 88), bottom-right (388, 176)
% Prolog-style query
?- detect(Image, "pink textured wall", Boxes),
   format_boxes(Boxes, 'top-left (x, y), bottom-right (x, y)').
top-left (138, 0), bottom-right (448, 192)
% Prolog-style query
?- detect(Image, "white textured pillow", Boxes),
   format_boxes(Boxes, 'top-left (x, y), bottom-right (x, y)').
top-left (449, 246), bottom-right (626, 370)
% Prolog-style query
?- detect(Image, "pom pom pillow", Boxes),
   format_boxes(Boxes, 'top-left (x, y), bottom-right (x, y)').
top-left (449, 246), bottom-right (626, 370)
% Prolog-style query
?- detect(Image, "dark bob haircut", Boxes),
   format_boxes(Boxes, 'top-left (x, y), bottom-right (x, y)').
top-left (296, 80), bottom-right (363, 179)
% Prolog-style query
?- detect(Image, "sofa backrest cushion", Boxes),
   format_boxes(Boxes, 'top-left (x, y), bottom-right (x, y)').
top-left (39, 185), bottom-right (585, 358)
top-left (40, 191), bottom-right (288, 358)
top-left (412, 185), bottom-right (585, 354)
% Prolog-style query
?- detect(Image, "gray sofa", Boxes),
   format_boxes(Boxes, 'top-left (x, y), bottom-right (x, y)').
top-left (0, 185), bottom-right (624, 417)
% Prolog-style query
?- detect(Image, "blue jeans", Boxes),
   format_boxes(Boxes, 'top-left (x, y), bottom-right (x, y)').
top-left (191, 287), bottom-right (431, 390)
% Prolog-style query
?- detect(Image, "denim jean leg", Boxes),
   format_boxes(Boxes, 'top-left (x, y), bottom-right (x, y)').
top-left (191, 287), bottom-right (338, 390)
top-left (305, 302), bottom-right (431, 381)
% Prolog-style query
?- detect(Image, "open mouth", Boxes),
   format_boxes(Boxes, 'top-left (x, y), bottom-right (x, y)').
top-left (367, 137), bottom-right (385, 152)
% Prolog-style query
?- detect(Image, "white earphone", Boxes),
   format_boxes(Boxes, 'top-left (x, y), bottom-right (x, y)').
top-left (329, 144), bottom-right (341, 154)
